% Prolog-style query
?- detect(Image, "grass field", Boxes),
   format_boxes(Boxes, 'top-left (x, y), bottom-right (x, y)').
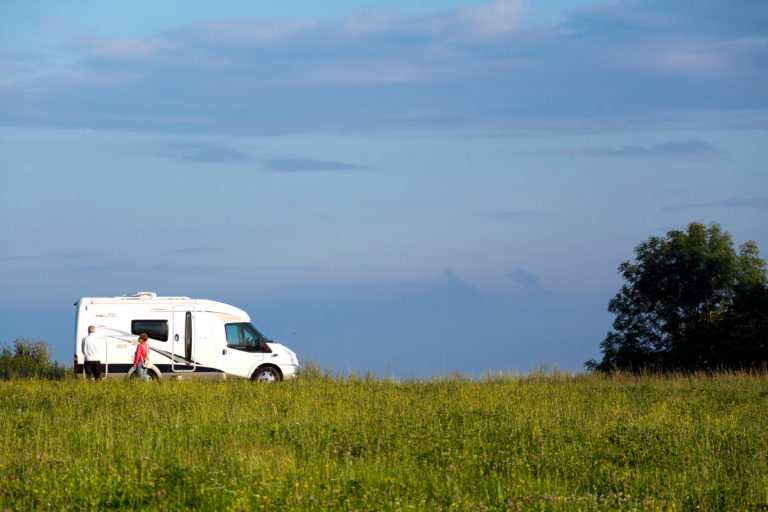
top-left (1, 369), bottom-right (767, 511)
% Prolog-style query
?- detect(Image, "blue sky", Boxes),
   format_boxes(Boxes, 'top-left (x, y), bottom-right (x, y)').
top-left (1, 0), bottom-right (766, 376)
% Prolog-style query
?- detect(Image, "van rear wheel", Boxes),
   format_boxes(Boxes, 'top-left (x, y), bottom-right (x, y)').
top-left (129, 369), bottom-right (158, 382)
top-left (252, 366), bottom-right (280, 383)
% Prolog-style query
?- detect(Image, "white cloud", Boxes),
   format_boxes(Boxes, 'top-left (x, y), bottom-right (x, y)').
top-left (548, 140), bottom-right (726, 160)
top-left (413, 0), bottom-right (526, 39)
top-left (166, 18), bottom-right (319, 44)
top-left (1, 0), bottom-right (766, 135)
top-left (302, 60), bottom-right (432, 85)
top-left (164, 1), bottom-right (525, 46)
top-left (453, 0), bottom-right (526, 36)
top-left (647, 48), bottom-right (723, 72)
top-left (619, 43), bottom-right (727, 74)
top-left (340, 8), bottom-right (402, 35)
top-left (664, 198), bottom-right (768, 211)
top-left (71, 37), bottom-right (172, 59)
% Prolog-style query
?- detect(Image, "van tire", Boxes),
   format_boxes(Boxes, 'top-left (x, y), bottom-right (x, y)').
top-left (128, 368), bottom-right (158, 382)
top-left (252, 366), bottom-right (281, 383)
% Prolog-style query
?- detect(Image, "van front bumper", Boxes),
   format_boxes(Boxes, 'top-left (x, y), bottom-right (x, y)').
top-left (282, 364), bottom-right (300, 380)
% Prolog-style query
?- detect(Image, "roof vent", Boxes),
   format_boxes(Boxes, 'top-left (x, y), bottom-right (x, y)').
top-left (126, 291), bottom-right (157, 298)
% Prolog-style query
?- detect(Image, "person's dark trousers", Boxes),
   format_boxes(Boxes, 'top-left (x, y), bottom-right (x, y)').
top-left (84, 360), bottom-right (102, 380)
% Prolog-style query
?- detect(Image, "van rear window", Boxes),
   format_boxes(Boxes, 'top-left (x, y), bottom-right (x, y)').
top-left (131, 320), bottom-right (168, 342)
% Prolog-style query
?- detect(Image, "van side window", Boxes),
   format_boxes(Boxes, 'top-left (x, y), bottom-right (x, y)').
top-left (225, 324), bottom-right (240, 347)
top-left (131, 320), bottom-right (169, 342)
top-left (225, 323), bottom-right (270, 352)
top-left (242, 324), bottom-right (259, 348)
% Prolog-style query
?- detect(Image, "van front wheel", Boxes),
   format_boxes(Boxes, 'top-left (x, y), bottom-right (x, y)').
top-left (252, 366), bottom-right (280, 383)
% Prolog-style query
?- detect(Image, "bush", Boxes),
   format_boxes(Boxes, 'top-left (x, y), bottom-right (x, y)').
top-left (0, 338), bottom-right (69, 380)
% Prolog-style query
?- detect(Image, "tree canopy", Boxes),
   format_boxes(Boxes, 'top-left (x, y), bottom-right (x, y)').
top-left (587, 222), bottom-right (768, 372)
top-left (0, 339), bottom-right (68, 379)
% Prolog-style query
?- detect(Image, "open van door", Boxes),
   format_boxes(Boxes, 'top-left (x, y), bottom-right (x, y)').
top-left (172, 307), bottom-right (196, 372)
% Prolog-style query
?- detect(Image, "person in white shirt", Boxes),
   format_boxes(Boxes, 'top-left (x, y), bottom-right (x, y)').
top-left (81, 325), bottom-right (105, 380)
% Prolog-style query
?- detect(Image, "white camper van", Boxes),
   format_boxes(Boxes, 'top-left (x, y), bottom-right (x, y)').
top-left (74, 292), bottom-right (299, 382)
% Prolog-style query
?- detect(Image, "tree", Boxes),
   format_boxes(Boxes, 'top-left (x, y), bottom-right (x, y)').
top-left (587, 222), bottom-right (768, 372)
top-left (0, 339), bottom-right (68, 380)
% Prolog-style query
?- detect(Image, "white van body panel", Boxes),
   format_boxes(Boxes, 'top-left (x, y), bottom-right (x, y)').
top-left (73, 292), bottom-right (299, 381)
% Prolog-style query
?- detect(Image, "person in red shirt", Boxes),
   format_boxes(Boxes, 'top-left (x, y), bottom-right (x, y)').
top-left (133, 333), bottom-right (150, 381)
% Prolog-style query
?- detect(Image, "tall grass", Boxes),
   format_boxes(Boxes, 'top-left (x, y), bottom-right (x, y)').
top-left (1, 369), bottom-right (766, 511)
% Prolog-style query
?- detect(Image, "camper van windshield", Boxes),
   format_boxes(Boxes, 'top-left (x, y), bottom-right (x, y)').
top-left (225, 323), bottom-right (268, 350)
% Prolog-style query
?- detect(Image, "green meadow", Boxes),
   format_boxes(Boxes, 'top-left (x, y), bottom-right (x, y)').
top-left (1, 369), bottom-right (767, 511)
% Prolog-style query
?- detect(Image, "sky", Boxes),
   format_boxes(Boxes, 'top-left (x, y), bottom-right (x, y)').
top-left (1, 0), bottom-right (766, 377)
